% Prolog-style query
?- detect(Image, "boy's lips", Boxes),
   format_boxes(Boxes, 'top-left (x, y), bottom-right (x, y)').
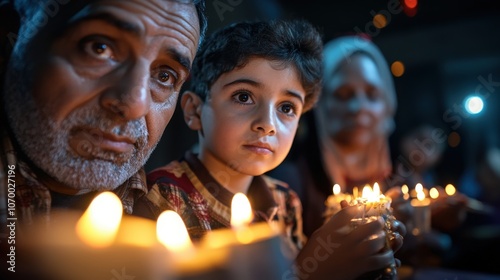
top-left (243, 142), bottom-right (273, 155)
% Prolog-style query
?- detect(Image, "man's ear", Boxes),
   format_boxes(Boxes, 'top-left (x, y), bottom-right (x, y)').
top-left (180, 91), bottom-right (203, 130)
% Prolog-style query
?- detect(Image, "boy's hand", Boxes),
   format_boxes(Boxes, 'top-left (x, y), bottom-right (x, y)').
top-left (294, 205), bottom-right (398, 280)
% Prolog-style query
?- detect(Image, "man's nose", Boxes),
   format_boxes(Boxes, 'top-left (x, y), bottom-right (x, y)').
top-left (101, 62), bottom-right (151, 120)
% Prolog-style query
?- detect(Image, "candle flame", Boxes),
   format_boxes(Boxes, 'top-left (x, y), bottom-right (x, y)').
top-left (333, 184), bottom-right (341, 195)
top-left (353, 187), bottom-right (359, 199)
top-left (231, 193), bottom-right (253, 228)
top-left (415, 183), bottom-right (423, 192)
top-left (417, 190), bottom-right (426, 201)
top-left (373, 182), bottom-right (381, 196)
top-left (445, 184), bottom-right (456, 196)
top-left (429, 187), bottom-right (439, 199)
top-left (401, 184), bottom-right (409, 194)
top-left (76, 191), bottom-right (122, 248)
top-left (157, 210), bottom-right (193, 253)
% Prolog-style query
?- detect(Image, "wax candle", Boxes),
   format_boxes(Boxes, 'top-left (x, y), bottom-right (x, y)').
top-left (410, 189), bottom-right (431, 235)
top-left (401, 184), bottom-right (410, 200)
top-left (157, 210), bottom-right (231, 280)
top-left (352, 183), bottom-right (397, 280)
top-left (201, 193), bottom-right (291, 280)
top-left (324, 184), bottom-right (352, 222)
top-left (360, 183), bottom-right (392, 217)
top-left (26, 192), bottom-right (169, 280)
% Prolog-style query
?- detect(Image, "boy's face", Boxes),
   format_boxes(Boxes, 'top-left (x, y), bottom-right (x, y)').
top-left (319, 53), bottom-right (388, 149)
top-left (4, 0), bottom-right (200, 191)
top-left (197, 57), bottom-right (306, 177)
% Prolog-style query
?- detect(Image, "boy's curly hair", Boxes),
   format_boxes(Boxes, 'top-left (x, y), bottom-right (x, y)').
top-left (188, 19), bottom-right (323, 113)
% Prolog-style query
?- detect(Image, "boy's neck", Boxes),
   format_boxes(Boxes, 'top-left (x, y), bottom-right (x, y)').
top-left (197, 153), bottom-right (253, 194)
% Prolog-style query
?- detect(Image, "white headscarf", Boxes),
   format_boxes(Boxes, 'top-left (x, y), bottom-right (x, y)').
top-left (315, 35), bottom-right (397, 190)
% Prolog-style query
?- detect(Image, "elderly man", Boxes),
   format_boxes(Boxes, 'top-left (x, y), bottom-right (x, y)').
top-left (0, 0), bottom-right (206, 226)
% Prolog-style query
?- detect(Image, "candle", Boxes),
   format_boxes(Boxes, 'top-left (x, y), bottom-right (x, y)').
top-left (360, 183), bottom-right (392, 217)
top-left (410, 189), bottom-right (431, 235)
top-left (27, 192), bottom-right (168, 280)
top-left (445, 184), bottom-right (456, 196)
top-left (324, 184), bottom-right (352, 222)
top-left (401, 184), bottom-right (410, 200)
top-left (351, 183), bottom-right (397, 280)
top-left (157, 210), bottom-right (231, 279)
top-left (201, 193), bottom-right (291, 280)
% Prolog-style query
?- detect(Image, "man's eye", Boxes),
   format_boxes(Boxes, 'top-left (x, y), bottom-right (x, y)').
top-left (158, 71), bottom-right (170, 82)
top-left (84, 41), bottom-right (114, 59)
top-left (154, 69), bottom-right (177, 86)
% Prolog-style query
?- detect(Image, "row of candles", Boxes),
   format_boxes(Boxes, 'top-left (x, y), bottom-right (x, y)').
top-left (326, 182), bottom-right (459, 236)
top-left (29, 192), bottom-right (288, 280)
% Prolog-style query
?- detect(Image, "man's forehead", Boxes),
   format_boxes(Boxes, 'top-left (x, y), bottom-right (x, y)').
top-left (13, 0), bottom-right (197, 23)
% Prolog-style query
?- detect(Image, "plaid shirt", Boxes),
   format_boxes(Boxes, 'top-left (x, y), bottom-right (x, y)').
top-left (0, 127), bottom-right (148, 238)
top-left (134, 151), bottom-right (307, 257)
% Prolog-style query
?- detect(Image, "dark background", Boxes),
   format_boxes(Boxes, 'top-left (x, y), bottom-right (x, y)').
top-left (146, 0), bottom-right (500, 189)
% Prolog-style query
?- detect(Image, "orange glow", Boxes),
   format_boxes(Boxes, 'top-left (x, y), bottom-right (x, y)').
top-left (373, 14), bottom-right (387, 29)
top-left (391, 60), bottom-right (405, 77)
top-left (404, 0), bottom-right (418, 9)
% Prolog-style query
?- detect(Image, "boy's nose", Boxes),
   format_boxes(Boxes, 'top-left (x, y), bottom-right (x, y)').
top-left (252, 106), bottom-right (276, 135)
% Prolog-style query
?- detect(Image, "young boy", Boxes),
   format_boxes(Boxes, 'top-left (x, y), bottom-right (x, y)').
top-left (134, 19), bottom-right (404, 279)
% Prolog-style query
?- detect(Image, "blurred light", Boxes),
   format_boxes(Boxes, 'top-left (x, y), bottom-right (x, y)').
top-left (402, 0), bottom-right (418, 17)
top-left (448, 132), bottom-right (461, 148)
top-left (404, 0), bottom-right (418, 9)
top-left (445, 184), bottom-right (456, 196)
top-left (429, 187), bottom-right (439, 199)
top-left (391, 60), bottom-right (405, 77)
top-left (373, 14), bottom-right (387, 29)
top-left (464, 95), bottom-right (484, 115)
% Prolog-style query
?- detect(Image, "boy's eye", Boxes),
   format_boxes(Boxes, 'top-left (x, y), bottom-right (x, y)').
top-left (280, 103), bottom-right (299, 116)
top-left (238, 93), bottom-right (249, 102)
top-left (233, 91), bottom-right (254, 104)
top-left (84, 41), bottom-right (114, 59)
top-left (281, 104), bottom-right (293, 114)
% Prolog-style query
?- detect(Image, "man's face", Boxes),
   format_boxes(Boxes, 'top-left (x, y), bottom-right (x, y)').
top-left (4, 0), bottom-right (200, 191)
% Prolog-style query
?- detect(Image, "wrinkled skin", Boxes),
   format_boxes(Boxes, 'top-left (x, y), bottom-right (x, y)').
top-left (4, 0), bottom-right (200, 192)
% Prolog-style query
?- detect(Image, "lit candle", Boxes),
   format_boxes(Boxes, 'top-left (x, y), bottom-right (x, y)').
top-left (401, 184), bottom-right (410, 200)
top-left (360, 183), bottom-right (392, 217)
top-left (201, 193), bottom-right (291, 280)
top-left (351, 183), bottom-right (397, 280)
top-left (324, 184), bottom-right (352, 221)
top-left (445, 184), bottom-right (456, 196)
top-left (157, 210), bottom-right (230, 279)
top-left (429, 187), bottom-right (439, 199)
top-left (410, 188), bottom-right (431, 235)
top-left (28, 192), bottom-right (168, 280)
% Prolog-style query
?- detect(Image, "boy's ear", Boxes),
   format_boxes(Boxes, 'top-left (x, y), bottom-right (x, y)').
top-left (180, 91), bottom-right (203, 130)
